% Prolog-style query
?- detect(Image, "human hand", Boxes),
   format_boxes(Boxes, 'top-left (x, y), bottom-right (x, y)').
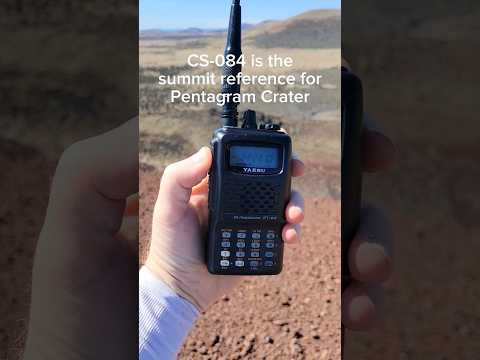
top-left (145, 147), bottom-right (305, 312)
top-left (24, 119), bottom-right (139, 360)
top-left (341, 124), bottom-right (396, 330)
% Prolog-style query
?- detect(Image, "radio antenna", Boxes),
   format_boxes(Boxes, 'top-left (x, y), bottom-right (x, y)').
top-left (221, 0), bottom-right (242, 127)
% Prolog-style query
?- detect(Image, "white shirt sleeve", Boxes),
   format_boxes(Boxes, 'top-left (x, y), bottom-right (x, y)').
top-left (139, 267), bottom-right (199, 360)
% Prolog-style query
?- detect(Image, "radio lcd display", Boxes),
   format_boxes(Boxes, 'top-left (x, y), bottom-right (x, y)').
top-left (229, 145), bottom-right (280, 169)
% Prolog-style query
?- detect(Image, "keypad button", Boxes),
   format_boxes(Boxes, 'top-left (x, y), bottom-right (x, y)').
top-left (237, 242), bottom-right (246, 248)
top-left (237, 232), bottom-right (247, 239)
top-left (220, 260), bottom-right (230, 266)
top-left (251, 242), bottom-right (261, 249)
top-left (265, 252), bottom-right (274, 258)
top-left (266, 242), bottom-right (275, 248)
top-left (236, 251), bottom-right (245, 258)
top-left (221, 250), bottom-right (230, 257)
top-left (221, 241), bottom-right (231, 248)
top-left (222, 232), bottom-right (232, 238)
top-left (266, 232), bottom-right (276, 240)
top-left (265, 261), bottom-right (274, 267)
top-left (235, 260), bottom-right (245, 267)
top-left (252, 233), bottom-right (261, 240)
top-left (250, 260), bottom-right (259, 267)
top-left (251, 251), bottom-right (260, 258)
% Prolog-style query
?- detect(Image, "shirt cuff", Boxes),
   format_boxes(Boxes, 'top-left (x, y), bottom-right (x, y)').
top-left (139, 266), bottom-right (199, 360)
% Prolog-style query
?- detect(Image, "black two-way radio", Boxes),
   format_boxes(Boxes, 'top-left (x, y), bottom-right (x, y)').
top-left (207, 0), bottom-right (292, 275)
top-left (341, 67), bottom-right (364, 352)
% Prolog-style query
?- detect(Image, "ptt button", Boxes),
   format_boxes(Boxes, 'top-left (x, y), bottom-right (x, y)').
top-left (265, 261), bottom-right (274, 267)
top-left (235, 260), bottom-right (245, 267)
top-left (237, 232), bottom-right (247, 239)
top-left (266, 242), bottom-right (275, 248)
top-left (221, 250), bottom-right (230, 257)
top-left (251, 242), bottom-right (260, 248)
top-left (252, 233), bottom-right (261, 239)
top-left (220, 260), bottom-right (230, 266)
top-left (250, 260), bottom-right (259, 267)
top-left (221, 241), bottom-right (231, 248)
top-left (236, 251), bottom-right (245, 257)
top-left (237, 242), bottom-right (246, 248)
top-left (265, 252), bottom-right (274, 258)
top-left (251, 251), bottom-right (260, 258)
top-left (222, 232), bottom-right (232, 238)
top-left (266, 233), bottom-right (276, 240)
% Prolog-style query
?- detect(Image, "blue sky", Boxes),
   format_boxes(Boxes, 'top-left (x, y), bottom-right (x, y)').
top-left (140, 0), bottom-right (341, 30)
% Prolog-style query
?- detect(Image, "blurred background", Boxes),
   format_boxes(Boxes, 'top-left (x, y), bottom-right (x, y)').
top-left (343, 0), bottom-right (480, 358)
top-left (0, 1), bottom-right (137, 359)
top-left (139, 0), bottom-right (342, 358)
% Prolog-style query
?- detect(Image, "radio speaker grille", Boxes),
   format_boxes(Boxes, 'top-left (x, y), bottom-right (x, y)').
top-left (223, 181), bottom-right (280, 214)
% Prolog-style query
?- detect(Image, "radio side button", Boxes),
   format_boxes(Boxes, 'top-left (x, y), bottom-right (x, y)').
top-left (265, 261), bottom-right (274, 267)
top-left (251, 242), bottom-right (261, 248)
top-left (249, 261), bottom-right (259, 267)
top-left (251, 251), bottom-right (260, 258)
top-left (220, 260), bottom-right (230, 267)
top-left (266, 242), bottom-right (275, 249)
top-left (221, 241), bottom-right (231, 248)
top-left (235, 260), bottom-right (245, 267)
top-left (237, 232), bottom-right (247, 239)
top-left (222, 231), bottom-right (232, 238)
top-left (266, 233), bottom-right (276, 240)
top-left (237, 242), bottom-right (246, 248)
top-left (251, 233), bottom-right (261, 240)
top-left (221, 250), bottom-right (231, 257)
top-left (265, 252), bottom-right (274, 258)
top-left (236, 251), bottom-right (245, 257)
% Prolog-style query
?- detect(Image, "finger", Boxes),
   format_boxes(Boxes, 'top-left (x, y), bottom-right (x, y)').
top-left (156, 147), bottom-right (212, 224)
top-left (362, 129), bottom-right (396, 173)
top-left (190, 193), bottom-right (209, 230)
top-left (342, 282), bottom-right (381, 331)
top-left (285, 190), bottom-right (305, 224)
top-left (50, 117), bottom-right (139, 235)
top-left (282, 223), bottom-right (301, 244)
top-left (192, 176), bottom-right (209, 196)
top-left (292, 155), bottom-right (305, 177)
top-left (349, 206), bottom-right (393, 284)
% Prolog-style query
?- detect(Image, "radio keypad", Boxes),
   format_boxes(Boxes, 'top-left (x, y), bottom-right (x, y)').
top-left (218, 228), bottom-right (280, 270)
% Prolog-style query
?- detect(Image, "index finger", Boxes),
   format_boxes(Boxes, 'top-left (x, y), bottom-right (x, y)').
top-left (292, 154), bottom-right (305, 177)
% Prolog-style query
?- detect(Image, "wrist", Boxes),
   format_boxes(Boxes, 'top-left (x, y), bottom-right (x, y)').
top-left (144, 258), bottom-right (204, 312)
top-left (139, 267), bottom-right (199, 358)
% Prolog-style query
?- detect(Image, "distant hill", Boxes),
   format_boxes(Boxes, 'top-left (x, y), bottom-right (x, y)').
top-left (140, 24), bottom-right (255, 39)
top-left (246, 9), bottom-right (340, 49)
top-left (140, 9), bottom-right (340, 48)
top-left (140, 28), bottom-right (223, 39)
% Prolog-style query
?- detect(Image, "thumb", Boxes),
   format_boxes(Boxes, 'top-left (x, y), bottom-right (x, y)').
top-left (156, 147), bottom-right (212, 224)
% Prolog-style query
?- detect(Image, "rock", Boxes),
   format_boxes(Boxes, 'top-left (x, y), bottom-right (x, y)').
top-left (293, 330), bottom-right (303, 339)
top-left (210, 334), bottom-right (221, 347)
top-left (264, 336), bottom-right (274, 344)
top-left (273, 320), bottom-right (289, 326)
top-left (290, 338), bottom-right (304, 355)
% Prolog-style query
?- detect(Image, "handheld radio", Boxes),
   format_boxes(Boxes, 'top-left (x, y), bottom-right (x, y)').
top-left (207, 0), bottom-right (292, 275)
top-left (341, 67), bottom-right (363, 351)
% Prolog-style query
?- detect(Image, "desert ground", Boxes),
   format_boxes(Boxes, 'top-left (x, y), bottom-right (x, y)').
top-left (140, 10), bottom-right (342, 359)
